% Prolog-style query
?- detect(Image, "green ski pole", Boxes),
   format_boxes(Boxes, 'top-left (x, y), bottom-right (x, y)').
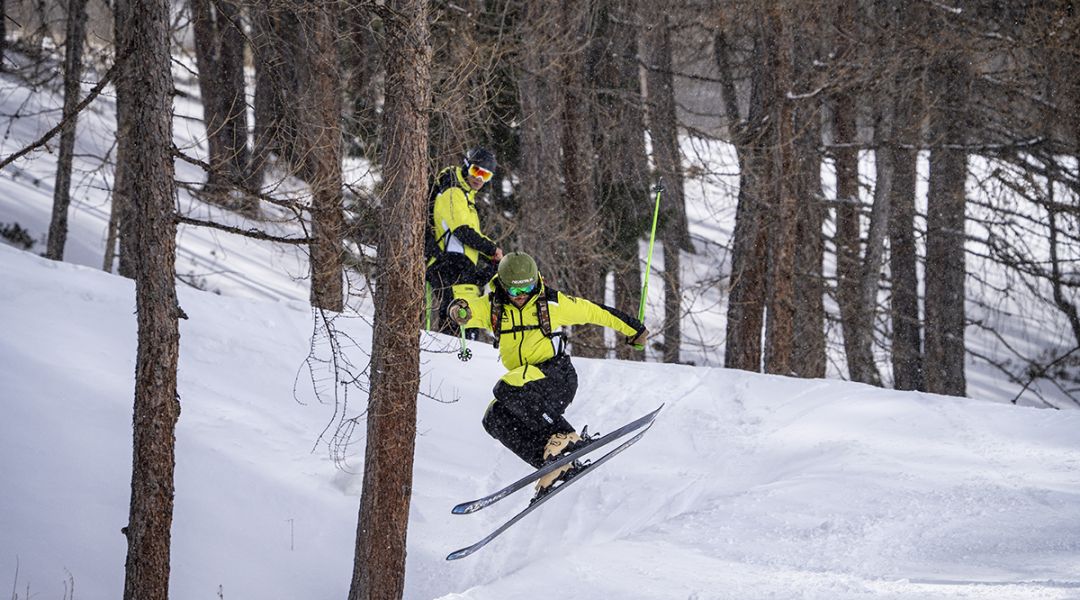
top-left (425, 282), bottom-right (433, 330)
top-left (456, 307), bottom-right (472, 361)
top-left (635, 178), bottom-right (665, 351)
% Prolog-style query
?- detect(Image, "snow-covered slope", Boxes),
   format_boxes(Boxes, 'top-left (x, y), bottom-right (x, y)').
top-left (2, 244), bottom-right (1079, 600)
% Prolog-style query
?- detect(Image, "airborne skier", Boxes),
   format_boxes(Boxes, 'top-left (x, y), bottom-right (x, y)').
top-left (448, 252), bottom-right (649, 498)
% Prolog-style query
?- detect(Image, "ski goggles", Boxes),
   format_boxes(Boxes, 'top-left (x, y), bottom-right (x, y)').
top-left (468, 164), bottom-right (494, 183)
top-left (505, 282), bottom-right (536, 297)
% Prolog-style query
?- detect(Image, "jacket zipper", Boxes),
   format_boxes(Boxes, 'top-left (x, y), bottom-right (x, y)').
top-left (510, 305), bottom-right (529, 378)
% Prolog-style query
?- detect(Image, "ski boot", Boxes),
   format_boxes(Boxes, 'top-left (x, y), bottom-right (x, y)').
top-left (531, 428), bottom-right (597, 503)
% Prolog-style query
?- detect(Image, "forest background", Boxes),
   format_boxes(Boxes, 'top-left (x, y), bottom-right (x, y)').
top-left (1, 1), bottom-right (1078, 599)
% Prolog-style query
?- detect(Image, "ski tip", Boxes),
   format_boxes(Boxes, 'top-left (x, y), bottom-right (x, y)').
top-left (446, 547), bottom-right (475, 561)
top-left (451, 504), bottom-right (476, 515)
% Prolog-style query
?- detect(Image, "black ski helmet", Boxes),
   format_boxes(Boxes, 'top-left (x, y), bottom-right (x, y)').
top-left (464, 147), bottom-right (497, 173)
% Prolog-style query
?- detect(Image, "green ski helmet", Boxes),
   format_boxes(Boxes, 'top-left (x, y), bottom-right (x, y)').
top-left (497, 252), bottom-right (539, 295)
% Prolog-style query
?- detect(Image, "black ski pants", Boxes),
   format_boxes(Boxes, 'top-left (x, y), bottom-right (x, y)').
top-left (482, 354), bottom-right (578, 468)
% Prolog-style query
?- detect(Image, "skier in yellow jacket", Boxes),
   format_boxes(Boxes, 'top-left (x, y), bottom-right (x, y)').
top-left (448, 252), bottom-right (648, 497)
top-left (426, 148), bottom-right (503, 334)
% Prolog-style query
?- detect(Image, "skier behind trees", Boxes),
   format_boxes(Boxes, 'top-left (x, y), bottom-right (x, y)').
top-left (425, 147), bottom-right (503, 335)
top-left (448, 252), bottom-right (649, 498)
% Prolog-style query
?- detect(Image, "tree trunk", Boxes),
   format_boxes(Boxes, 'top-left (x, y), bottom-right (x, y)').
top-left (348, 0), bottom-right (429, 596)
top-left (1, 0), bottom-right (6, 70)
top-left (716, 26), bottom-right (769, 373)
top-left (831, 0), bottom-right (871, 382)
top-left (114, 2), bottom-right (138, 279)
top-left (642, 11), bottom-right (690, 364)
top-left (846, 1), bottom-right (916, 389)
top-left (345, 5), bottom-right (380, 158)
top-left (116, 0), bottom-right (181, 598)
top-left (888, 7), bottom-right (924, 392)
top-left (791, 17), bottom-right (826, 379)
top-left (299, 3), bottom-right (344, 312)
top-left (561, 0), bottom-right (605, 358)
top-left (923, 47), bottom-right (968, 397)
top-left (428, 0), bottom-right (479, 168)
top-left (517, 0), bottom-right (564, 269)
top-left (46, 0), bottom-right (89, 261)
top-left (763, 3), bottom-right (797, 376)
top-left (103, 182), bottom-right (120, 271)
top-left (250, 5), bottom-right (301, 187)
top-left (846, 114), bottom-right (890, 387)
top-left (191, 0), bottom-right (254, 211)
top-left (593, 0), bottom-right (648, 361)
top-left (888, 124), bottom-right (923, 390)
top-left (724, 154), bottom-right (769, 372)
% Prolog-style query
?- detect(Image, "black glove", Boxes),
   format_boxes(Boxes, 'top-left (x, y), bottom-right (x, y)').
top-left (627, 327), bottom-right (648, 347)
top-left (448, 299), bottom-right (472, 325)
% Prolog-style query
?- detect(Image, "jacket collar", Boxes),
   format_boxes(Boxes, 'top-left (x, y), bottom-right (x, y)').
top-left (454, 167), bottom-right (475, 196)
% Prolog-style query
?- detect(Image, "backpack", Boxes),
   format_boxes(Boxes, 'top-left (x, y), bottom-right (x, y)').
top-left (424, 167), bottom-right (460, 263)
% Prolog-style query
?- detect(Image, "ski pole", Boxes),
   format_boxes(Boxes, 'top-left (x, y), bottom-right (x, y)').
top-left (456, 307), bottom-right (472, 361)
top-left (425, 282), bottom-right (433, 330)
top-left (635, 178), bottom-right (664, 350)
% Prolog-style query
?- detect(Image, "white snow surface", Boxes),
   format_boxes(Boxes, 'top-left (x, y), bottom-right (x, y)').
top-left (2, 54), bottom-right (1080, 600)
top-left (2, 244), bottom-right (1080, 599)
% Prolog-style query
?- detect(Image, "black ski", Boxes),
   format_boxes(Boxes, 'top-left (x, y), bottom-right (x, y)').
top-left (450, 404), bottom-right (663, 516)
top-left (445, 421), bottom-right (655, 561)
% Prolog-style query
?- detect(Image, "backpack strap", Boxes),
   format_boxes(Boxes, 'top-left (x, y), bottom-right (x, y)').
top-left (490, 292), bottom-right (504, 350)
top-left (489, 286), bottom-right (558, 351)
top-left (535, 288), bottom-right (553, 337)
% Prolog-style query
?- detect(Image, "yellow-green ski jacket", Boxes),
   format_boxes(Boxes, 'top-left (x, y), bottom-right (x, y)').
top-left (431, 167), bottom-right (497, 267)
top-left (455, 282), bottom-right (644, 387)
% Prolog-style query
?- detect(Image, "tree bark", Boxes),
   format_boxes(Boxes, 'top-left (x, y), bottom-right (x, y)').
top-left (191, 0), bottom-right (254, 211)
top-left (428, 0), bottom-right (479, 168)
top-left (299, 3), bottom-right (344, 312)
top-left (345, 5), bottom-right (380, 158)
top-left (923, 44), bottom-right (968, 397)
top-left (763, 3), bottom-right (797, 376)
top-left (831, 0), bottom-right (873, 382)
top-left (724, 167), bottom-right (768, 372)
top-left (716, 25), bottom-right (769, 372)
top-left (517, 0), bottom-right (564, 269)
top-left (888, 123), bottom-right (923, 390)
top-left (791, 15), bottom-right (826, 379)
top-left (561, 0), bottom-right (605, 358)
top-left (888, 7), bottom-right (924, 392)
top-left (113, 1), bottom-right (138, 279)
top-left (46, 0), bottom-right (89, 261)
top-left (1, 0), bottom-right (6, 70)
top-left (642, 11), bottom-right (690, 363)
top-left (592, 0), bottom-right (648, 361)
top-left (348, 0), bottom-right (429, 597)
top-left (116, 0), bottom-right (181, 598)
top-left (847, 112), bottom-right (890, 387)
top-left (250, 5), bottom-right (301, 188)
